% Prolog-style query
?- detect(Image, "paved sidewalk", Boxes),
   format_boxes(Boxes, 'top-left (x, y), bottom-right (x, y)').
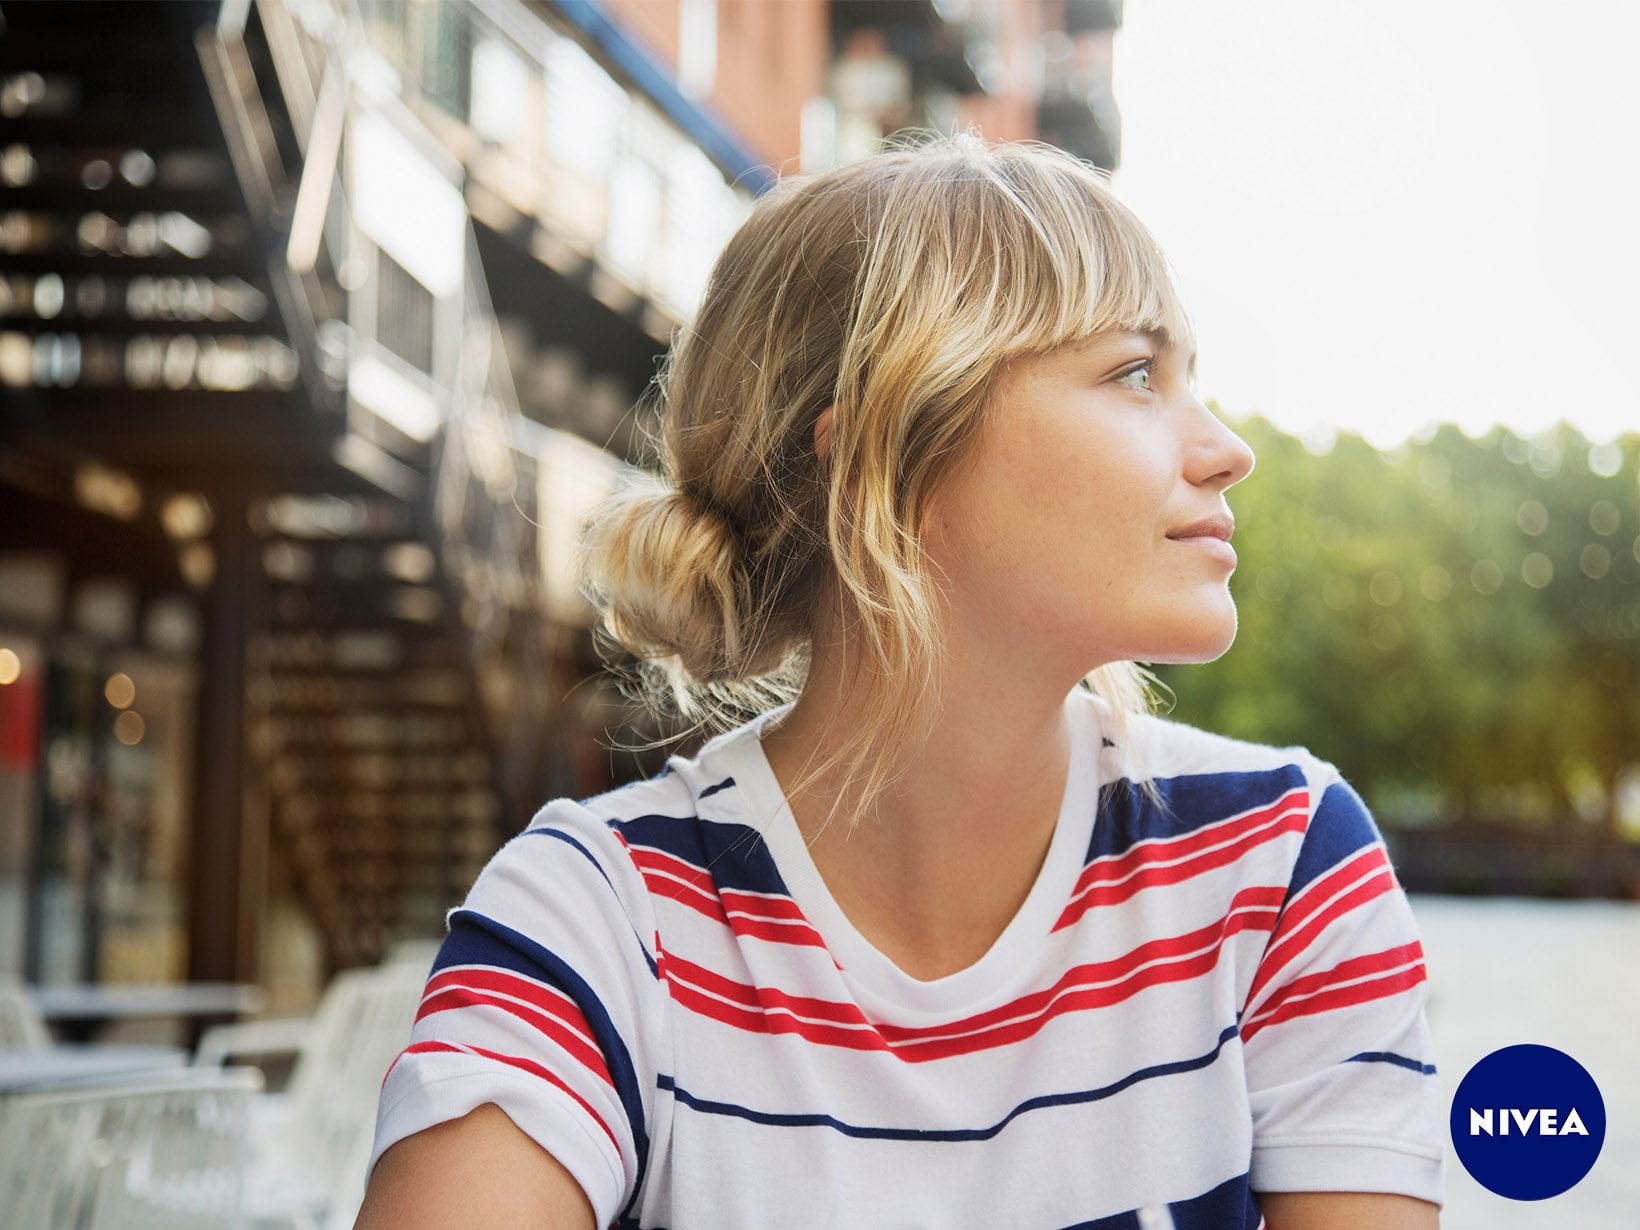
top-left (1410, 894), bottom-right (1640, 1228)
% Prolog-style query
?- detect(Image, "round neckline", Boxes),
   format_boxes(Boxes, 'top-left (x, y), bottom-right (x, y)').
top-left (707, 689), bottom-right (1104, 1016)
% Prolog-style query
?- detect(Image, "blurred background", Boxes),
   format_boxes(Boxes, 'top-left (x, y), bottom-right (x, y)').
top-left (0, 0), bottom-right (1634, 1225)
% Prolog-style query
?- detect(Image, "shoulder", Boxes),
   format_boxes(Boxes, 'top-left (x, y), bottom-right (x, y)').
top-left (515, 767), bottom-right (699, 862)
top-left (457, 771), bottom-right (694, 938)
top-left (1122, 706), bottom-right (1323, 778)
top-left (1114, 708), bottom-right (1374, 854)
top-left (1122, 710), bottom-right (1393, 883)
top-left (1121, 707), bottom-right (1343, 801)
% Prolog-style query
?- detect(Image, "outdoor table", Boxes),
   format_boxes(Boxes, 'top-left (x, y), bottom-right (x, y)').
top-left (0, 1043), bottom-right (189, 1094)
top-left (29, 982), bottom-right (266, 1044)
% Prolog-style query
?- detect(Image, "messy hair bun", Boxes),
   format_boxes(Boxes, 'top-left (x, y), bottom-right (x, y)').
top-left (579, 472), bottom-right (787, 688)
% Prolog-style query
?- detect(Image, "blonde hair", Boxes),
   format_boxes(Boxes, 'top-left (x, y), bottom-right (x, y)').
top-left (577, 130), bottom-right (1183, 839)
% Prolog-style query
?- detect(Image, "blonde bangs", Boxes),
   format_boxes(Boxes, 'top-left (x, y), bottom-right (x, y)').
top-left (950, 137), bottom-right (1195, 366)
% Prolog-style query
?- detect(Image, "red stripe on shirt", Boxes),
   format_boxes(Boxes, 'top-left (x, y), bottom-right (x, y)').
top-left (382, 1040), bottom-right (623, 1155)
top-left (416, 984), bottom-right (613, 1088)
top-left (666, 976), bottom-right (893, 1053)
top-left (640, 863), bottom-right (732, 921)
top-left (630, 846), bottom-right (830, 948)
top-left (661, 886), bottom-right (1284, 1062)
top-left (720, 887), bottom-right (813, 925)
top-left (628, 845), bottom-right (716, 896)
top-left (423, 966), bottom-right (600, 1050)
top-left (1054, 789), bottom-right (1309, 930)
top-left (665, 951), bottom-right (872, 1025)
top-left (1240, 948), bottom-right (1428, 1044)
top-left (1243, 939), bottom-right (1426, 1032)
top-left (1244, 847), bottom-right (1395, 1012)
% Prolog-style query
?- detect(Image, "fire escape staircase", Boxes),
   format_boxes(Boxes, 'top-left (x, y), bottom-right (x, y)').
top-left (1, 0), bottom-right (565, 976)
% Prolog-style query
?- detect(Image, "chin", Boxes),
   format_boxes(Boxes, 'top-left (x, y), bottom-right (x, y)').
top-left (1139, 615), bottom-right (1239, 665)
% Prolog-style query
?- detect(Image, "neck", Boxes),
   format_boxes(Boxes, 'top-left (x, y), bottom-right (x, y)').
top-left (759, 631), bottom-right (1084, 975)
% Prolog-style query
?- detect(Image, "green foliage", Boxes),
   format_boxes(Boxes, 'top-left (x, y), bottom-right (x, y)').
top-left (1152, 412), bottom-right (1640, 836)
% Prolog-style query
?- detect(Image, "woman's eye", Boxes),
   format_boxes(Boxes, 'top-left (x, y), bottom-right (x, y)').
top-left (1115, 362), bottom-right (1152, 392)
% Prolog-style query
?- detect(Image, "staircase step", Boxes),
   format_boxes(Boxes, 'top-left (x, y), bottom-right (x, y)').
top-left (257, 635), bottom-right (455, 674)
top-left (0, 271), bottom-right (276, 329)
top-left (263, 697), bottom-right (481, 719)
top-left (1, 388), bottom-right (353, 484)
top-left (0, 42), bottom-right (177, 70)
top-left (263, 564), bottom-right (443, 597)
top-left (261, 641), bottom-right (465, 672)
top-left (254, 669), bottom-right (468, 708)
top-left (267, 758), bottom-right (493, 790)
top-left (260, 708), bottom-right (484, 736)
top-left (254, 497), bottom-right (419, 543)
top-left (0, 315), bottom-right (280, 337)
top-left (0, 333), bottom-right (293, 393)
top-left (1, 109), bottom-right (205, 149)
top-left (1, 250), bottom-right (261, 279)
top-left (316, 822), bottom-right (500, 850)
top-left (265, 573), bottom-right (447, 605)
top-left (258, 538), bottom-right (439, 582)
top-left (0, 183), bottom-right (243, 215)
top-left (1, 208), bottom-right (253, 259)
top-left (3, 145), bottom-right (231, 187)
top-left (329, 868), bottom-right (482, 893)
top-left (5, 387), bottom-right (306, 431)
top-left (266, 591), bottom-right (448, 629)
top-left (259, 716), bottom-right (479, 747)
top-left (274, 794), bottom-right (499, 822)
top-left (274, 817), bottom-right (496, 856)
top-left (286, 805), bottom-right (499, 831)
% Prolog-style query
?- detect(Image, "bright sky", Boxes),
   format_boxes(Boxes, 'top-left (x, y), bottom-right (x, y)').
top-left (1111, 0), bottom-right (1639, 450)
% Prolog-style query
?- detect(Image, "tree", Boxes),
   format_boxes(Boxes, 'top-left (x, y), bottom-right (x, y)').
top-left (1153, 410), bottom-right (1640, 838)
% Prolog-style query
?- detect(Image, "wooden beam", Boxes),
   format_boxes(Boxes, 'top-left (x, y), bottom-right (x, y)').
top-left (185, 485), bottom-right (262, 986)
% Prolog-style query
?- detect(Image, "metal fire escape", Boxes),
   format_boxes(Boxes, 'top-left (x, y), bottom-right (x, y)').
top-left (1, 0), bottom-right (570, 979)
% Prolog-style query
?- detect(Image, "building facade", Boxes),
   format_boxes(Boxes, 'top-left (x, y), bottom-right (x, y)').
top-left (0, 0), bottom-right (1125, 1010)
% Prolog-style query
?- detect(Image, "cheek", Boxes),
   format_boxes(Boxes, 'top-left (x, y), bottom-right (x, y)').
top-left (927, 439), bottom-right (1163, 619)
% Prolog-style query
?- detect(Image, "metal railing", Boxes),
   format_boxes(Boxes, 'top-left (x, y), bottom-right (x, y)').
top-left (201, 0), bottom-right (571, 817)
top-left (348, 0), bottom-right (752, 323)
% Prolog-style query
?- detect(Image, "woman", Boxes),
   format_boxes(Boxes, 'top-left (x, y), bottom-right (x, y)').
top-left (357, 132), bottom-right (1444, 1228)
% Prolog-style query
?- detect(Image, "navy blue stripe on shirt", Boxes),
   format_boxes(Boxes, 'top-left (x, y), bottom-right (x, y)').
top-left (698, 775), bottom-right (736, 799)
top-left (1288, 777), bottom-right (1383, 897)
top-left (1089, 764), bottom-right (1312, 865)
top-left (434, 909), bottom-right (651, 1190)
top-left (607, 811), bottom-right (714, 865)
top-left (518, 827), bottom-right (659, 977)
top-left (657, 1023), bottom-right (1241, 1142)
top-left (1347, 1049), bottom-right (1438, 1075)
top-left (611, 810), bottom-right (796, 899)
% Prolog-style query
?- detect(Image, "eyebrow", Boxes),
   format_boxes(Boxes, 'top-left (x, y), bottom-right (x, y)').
top-left (1070, 328), bottom-right (1199, 383)
top-left (1137, 327), bottom-right (1199, 383)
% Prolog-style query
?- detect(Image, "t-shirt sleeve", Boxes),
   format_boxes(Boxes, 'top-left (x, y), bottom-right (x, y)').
top-left (366, 796), bottom-right (668, 1229)
top-left (1240, 759), bottom-right (1447, 1209)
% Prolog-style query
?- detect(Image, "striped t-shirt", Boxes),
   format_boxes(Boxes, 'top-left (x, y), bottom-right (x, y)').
top-left (369, 687), bottom-right (1446, 1227)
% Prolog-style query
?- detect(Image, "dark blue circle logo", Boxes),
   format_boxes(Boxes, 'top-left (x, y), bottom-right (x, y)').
top-left (1450, 1043), bottom-right (1605, 1200)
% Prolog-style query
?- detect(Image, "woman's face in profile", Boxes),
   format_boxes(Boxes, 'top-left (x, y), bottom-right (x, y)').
top-left (922, 328), bottom-right (1257, 679)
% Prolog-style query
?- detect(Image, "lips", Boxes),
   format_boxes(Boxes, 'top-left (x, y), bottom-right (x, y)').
top-left (1172, 534), bottom-right (1238, 566)
top-left (1167, 512), bottom-right (1238, 568)
top-left (1166, 513), bottom-right (1235, 543)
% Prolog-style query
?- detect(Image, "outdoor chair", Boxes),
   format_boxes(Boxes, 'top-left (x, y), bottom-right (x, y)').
top-left (0, 1067), bottom-right (262, 1229)
top-left (0, 974), bottom-right (52, 1049)
top-left (192, 958), bottom-right (431, 1227)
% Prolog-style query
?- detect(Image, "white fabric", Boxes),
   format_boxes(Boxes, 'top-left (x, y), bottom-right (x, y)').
top-left (369, 688), bottom-right (1446, 1227)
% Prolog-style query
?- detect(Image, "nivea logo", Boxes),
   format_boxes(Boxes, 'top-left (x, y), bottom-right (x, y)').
top-left (1451, 1044), bottom-right (1605, 1200)
top-left (1468, 1107), bottom-right (1589, 1136)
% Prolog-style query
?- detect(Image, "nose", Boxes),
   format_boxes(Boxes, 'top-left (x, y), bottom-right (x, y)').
top-left (1184, 396), bottom-right (1256, 489)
